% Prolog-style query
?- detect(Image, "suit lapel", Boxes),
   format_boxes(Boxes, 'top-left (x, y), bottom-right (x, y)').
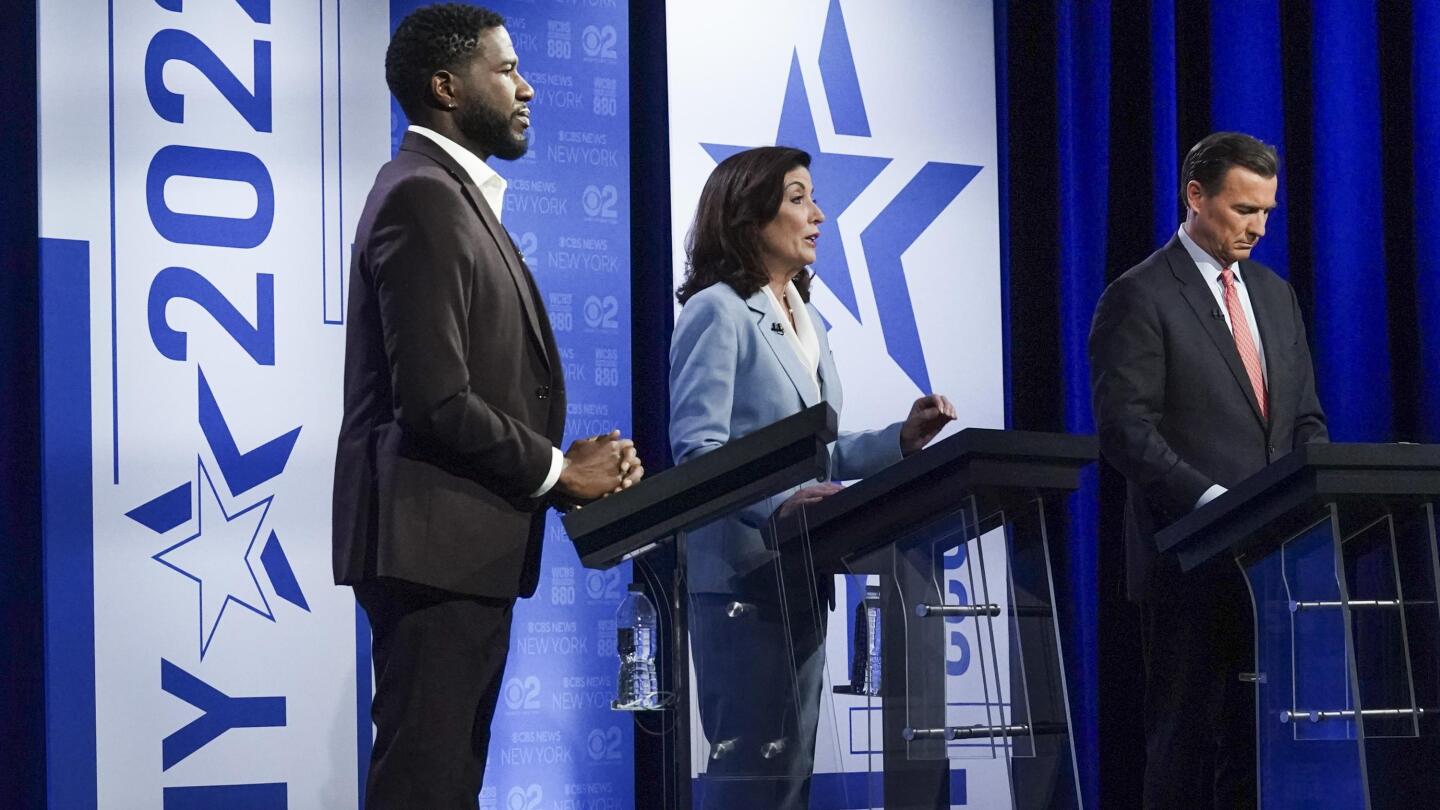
top-left (814, 309), bottom-right (843, 412)
top-left (1163, 237), bottom-right (1266, 426)
top-left (745, 289), bottom-right (821, 408)
top-left (473, 191), bottom-right (548, 353)
top-left (399, 133), bottom-right (550, 369)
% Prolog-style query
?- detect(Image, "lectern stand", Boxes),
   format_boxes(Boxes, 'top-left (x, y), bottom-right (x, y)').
top-left (564, 419), bottom-right (1094, 809)
top-left (1156, 443), bottom-right (1440, 810)
top-left (781, 428), bottom-right (1095, 809)
top-left (562, 404), bottom-right (837, 810)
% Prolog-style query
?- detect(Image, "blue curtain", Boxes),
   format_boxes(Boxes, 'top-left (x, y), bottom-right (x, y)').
top-left (1054, 3), bottom-right (1108, 807)
top-left (1000, 1), bottom-right (1440, 805)
top-left (1420, 2), bottom-right (1440, 443)
top-left (1311, 0), bottom-right (1392, 440)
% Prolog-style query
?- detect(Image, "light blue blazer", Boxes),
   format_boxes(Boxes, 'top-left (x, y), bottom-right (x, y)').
top-left (669, 283), bottom-right (903, 594)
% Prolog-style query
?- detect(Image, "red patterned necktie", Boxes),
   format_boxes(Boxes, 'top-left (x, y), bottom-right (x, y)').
top-left (1220, 267), bottom-right (1268, 420)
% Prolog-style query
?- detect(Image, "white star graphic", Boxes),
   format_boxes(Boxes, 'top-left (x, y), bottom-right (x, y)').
top-left (153, 459), bottom-right (275, 658)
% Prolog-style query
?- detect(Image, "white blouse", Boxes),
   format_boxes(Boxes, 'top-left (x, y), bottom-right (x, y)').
top-left (761, 280), bottom-right (821, 400)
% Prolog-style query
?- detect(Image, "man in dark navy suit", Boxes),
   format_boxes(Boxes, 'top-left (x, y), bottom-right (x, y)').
top-left (332, 6), bottom-right (641, 807)
top-left (1089, 132), bottom-right (1328, 809)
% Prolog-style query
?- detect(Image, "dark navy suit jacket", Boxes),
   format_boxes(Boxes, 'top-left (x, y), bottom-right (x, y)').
top-left (1089, 235), bottom-right (1328, 601)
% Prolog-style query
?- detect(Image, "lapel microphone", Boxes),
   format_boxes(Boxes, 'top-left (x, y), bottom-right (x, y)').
top-left (1210, 308), bottom-right (1224, 320)
top-left (771, 322), bottom-right (786, 334)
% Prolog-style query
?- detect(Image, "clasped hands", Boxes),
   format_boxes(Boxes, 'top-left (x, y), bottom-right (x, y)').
top-left (555, 429), bottom-right (645, 504)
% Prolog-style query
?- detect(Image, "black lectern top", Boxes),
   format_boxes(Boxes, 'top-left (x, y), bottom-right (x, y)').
top-left (1155, 442), bottom-right (1440, 571)
top-left (562, 403), bottom-right (837, 569)
top-left (776, 427), bottom-right (1097, 570)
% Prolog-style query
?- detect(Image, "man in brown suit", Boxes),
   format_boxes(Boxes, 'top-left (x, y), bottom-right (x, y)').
top-left (332, 6), bottom-right (641, 807)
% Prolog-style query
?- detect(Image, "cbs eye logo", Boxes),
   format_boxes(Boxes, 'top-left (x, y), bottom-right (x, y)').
top-left (581, 184), bottom-right (618, 220)
top-left (581, 25), bottom-right (618, 60)
top-left (506, 784), bottom-right (543, 810)
top-left (503, 675), bottom-right (542, 710)
top-left (587, 726), bottom-right (623, 760)
top-left (586, 569), bottom-right (622, 600)
top-left (583, 295), bottom-right (619, 329)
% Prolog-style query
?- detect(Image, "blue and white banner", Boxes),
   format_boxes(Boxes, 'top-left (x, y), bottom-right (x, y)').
top-left (39, 0), bottom-right (390, 806)
top-left (666, 0), bottom-right (1005, 805)
top-left (40, 0), bottom-right (631, 806)
top-left (40, 0), bottom-right (630, 801)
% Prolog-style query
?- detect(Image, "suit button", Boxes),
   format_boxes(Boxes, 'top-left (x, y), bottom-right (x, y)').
top-left (536, 385), bottom-right (550, 400)
top-left (1268, 445), bottom-right (1276, 460)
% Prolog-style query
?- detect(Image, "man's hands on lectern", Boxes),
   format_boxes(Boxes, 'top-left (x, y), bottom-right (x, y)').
top-left (900, 394), bottom-right (958, 457)
top-left (556, 429), bottom-right (645, 503)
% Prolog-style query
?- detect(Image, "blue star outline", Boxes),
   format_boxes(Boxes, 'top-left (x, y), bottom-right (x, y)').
top-left (700, 0), bottom-right (983, 392)
top-left (152, 459), bottom-right (275, 659)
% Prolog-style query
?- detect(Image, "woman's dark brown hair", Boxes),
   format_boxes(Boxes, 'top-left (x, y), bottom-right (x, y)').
top-left (676, 146), bottom-right (813, 305)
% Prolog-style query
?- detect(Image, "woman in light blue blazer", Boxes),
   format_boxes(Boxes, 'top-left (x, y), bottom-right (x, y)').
top-left (670, 146), bottom-right (955, 808)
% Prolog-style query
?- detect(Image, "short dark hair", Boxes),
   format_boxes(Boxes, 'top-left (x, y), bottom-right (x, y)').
top-left (677, 146), bottom-right (814, 305)
top-left (1180, 131), bottom-right (1279, 207)
top-left (386, 4), bottom-right (505, 121)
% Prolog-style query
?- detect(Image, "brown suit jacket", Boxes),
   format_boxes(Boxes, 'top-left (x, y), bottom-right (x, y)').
top-left (332, 132), bottom-right (564, 599)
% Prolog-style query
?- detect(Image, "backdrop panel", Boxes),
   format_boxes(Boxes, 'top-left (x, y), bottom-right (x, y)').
top-left (666, 0), bottom-right (1004, 805)
top-left (39, 1), bottom-right (392, 806)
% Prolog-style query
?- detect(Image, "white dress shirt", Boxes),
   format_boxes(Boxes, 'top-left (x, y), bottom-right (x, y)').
top-left (408, 125), bottom-right (564, 498)
top-left (1178, 224), bottom-right (1267, 510)
top-left (407, 124), bottom-right (509, 219)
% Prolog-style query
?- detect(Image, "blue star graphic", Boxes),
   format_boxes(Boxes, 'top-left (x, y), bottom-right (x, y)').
top-left (703, 51), bottom-right (890, 322)
top-left (153, 459), bottom-right (275, 659)
top-left (699, 0), bottom-right (986, 392)
top-left (861, 162), bottom-right (982, 392)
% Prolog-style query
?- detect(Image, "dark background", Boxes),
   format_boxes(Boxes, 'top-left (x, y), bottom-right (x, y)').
top-left (5, 1), bottom-right (1438, 807)
top-left (630, 1), bottom-right (1440, 806)
top-left (1, 0), bottom-right (43, 806)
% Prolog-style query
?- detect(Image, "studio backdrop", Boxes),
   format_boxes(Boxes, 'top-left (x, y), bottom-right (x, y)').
top-left (666, 0), bottom-right (1007, 805)
top-left (40, 1), bottom-right (389, 805)
top-left (38, 0), bottom-right (633, 807)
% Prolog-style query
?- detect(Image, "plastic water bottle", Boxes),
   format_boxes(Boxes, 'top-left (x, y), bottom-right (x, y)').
top-left (838, 583), bottom-right (882, 696)
top-left (862, 584), bottom-right (883, 696)
top-left (612, 583), bottom-right (661, 711)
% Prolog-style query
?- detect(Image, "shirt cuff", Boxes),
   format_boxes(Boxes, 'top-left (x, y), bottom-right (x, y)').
top-left (529, 447), bottom-right (565, 498)
top-left (1194, 484), bottom-right (1227, 510)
